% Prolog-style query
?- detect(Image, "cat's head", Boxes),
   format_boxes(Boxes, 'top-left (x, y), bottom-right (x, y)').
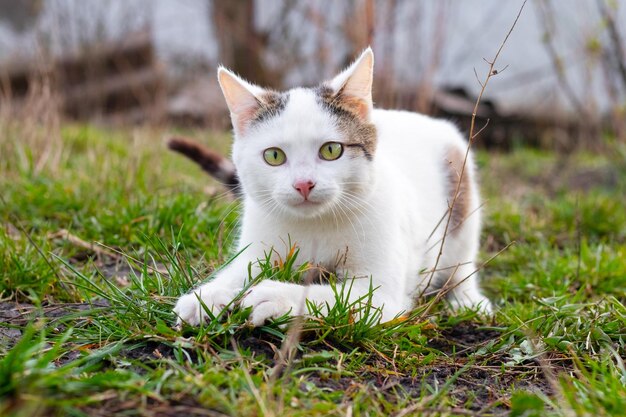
top-left (218, 48), bottom-right (377, 220)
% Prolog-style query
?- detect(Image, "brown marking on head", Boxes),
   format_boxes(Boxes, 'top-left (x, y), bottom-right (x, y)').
top-left (444, 145), bottom-right (473, 234)
top-left (218, 68), bottom-right (289, 135)
top-left (315, 85), bottom-right (377, 160)
top-left (251, 91), bottom-right (289, 126)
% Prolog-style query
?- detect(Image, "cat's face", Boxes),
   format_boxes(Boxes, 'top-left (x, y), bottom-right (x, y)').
top-left (219, 49), bottom-right (376, 220)
top-left (232, 88), bottom-right (375, 219)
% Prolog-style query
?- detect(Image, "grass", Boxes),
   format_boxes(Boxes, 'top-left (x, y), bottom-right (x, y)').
top-left (1, 123), bottom-right (625, 416)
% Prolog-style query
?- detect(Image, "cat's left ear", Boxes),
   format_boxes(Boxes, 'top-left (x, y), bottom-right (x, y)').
top-left (217, 67), bottom-right (266, 135)
top-left (329, 47), bottom-right (374, 120)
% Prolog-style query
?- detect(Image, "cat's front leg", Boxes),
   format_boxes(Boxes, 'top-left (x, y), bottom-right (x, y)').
top-left (173, 280), bottom-right (240, 326)
top-left (173, 256), bottom-right (258, 326)
top-left (241, 277), bottom-right (407, 326)
top-left (240, 280), bottom-right (312, 326)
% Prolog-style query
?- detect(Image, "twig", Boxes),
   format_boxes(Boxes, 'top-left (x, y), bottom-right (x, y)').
top-left (595, 0), bottom-right (626, 93)
top-left (47, 229), bottom-right (121, 260)
top-left (472, 118), bottom-right (491, 140)
top-left (92, 241), bottom-right (170, 276)
top-left (535, 0), bottom-right (590, 118)
top-left (0, 194), bottom-right (63, 285)
top-left (47, 229), bottom-right (170, 277)
top-left (421, 0), bottom-right (527, 298)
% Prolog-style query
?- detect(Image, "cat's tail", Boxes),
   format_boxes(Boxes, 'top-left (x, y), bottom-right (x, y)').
top-left (167, 137), bottom-right (239, 193)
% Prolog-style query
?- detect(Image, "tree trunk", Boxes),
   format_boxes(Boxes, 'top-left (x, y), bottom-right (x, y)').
top-left (211, 0), bottom-right (277, 88)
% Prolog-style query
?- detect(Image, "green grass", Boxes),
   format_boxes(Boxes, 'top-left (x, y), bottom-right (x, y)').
top-left (1, 124), bottom-right (625, 416)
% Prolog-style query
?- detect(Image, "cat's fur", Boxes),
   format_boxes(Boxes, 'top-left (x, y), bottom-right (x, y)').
top-left (173, 48), bottom-right (492, 327)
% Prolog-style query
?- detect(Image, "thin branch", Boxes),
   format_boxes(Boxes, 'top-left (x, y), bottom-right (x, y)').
top-left (535, 0), bottom-right (590, 118)
top-left (472, 118), bottom-right (491, 140)
top-left (421, 0), bottom-right (527, 298)
top-left (595, 0), bottom-right (626, 92)
top-left (48, 229), bottom-right (121, 260)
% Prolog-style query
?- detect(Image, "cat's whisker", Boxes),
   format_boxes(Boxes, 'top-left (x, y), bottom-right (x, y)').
top-left (208, 183), bottom-right (243, 203)
top-left (222, 219), bottom-right (242, 250)
top-left (340, 193), bottom-right (382, 233)
top-left (342, 190), bottom-right (378, 212)
top-left (337, 193), bottom-right (370, 227)
top-left (328, 201), bottom-right (341, 234)
top-left (216, 199), bottom-right (242, 232)
top-left (222, 217), bottom-right (243, 247)
top-left (217, 199), bottom-right (245, 245)
top-left (260, 198), bottom-right (285, 224)
top-left (339, 193), bottom-right (379, 234)
top-left (334, 196), bottom-right (364, 248)
top-left (341, 191), bottom-right (376, 213)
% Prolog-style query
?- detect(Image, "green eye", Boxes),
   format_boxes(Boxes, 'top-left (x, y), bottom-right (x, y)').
top-left (263, 147), bottom-right (286, 166)
top-left (319, 142), bottom-right (344, 161)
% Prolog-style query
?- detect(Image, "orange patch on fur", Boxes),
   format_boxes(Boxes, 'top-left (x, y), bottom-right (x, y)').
top-left (336, 94), bottom-right (370, 119)
top-left (444, 146), bottom-right (473, 234)
top-left (316, 85), bottom-right (377, 158)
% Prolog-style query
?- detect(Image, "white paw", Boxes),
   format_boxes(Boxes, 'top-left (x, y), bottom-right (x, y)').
top-left (241, 281), bottom-right (307, 326)
top-left (173, 284), bottom-right (240, 326)
top-left (448, 293), bottom-right (493, 315)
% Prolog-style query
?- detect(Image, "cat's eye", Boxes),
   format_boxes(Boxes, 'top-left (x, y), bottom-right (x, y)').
top-left (319, 142), bottom-right (344, 161)
top-left (263, 147), bottom-right (287, 166)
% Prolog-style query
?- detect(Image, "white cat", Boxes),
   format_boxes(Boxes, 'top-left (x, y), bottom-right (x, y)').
top-left (173, 48), bottom-right (492, 327)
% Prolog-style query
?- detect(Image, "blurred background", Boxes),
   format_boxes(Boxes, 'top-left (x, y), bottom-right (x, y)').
top-left (0, 0), bottom-right (625, 150)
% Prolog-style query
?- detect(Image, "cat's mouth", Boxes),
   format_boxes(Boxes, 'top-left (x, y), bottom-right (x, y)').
top-left (292, 200), bottom-right (322, 207)
top-left (275, 193), bottom-right (335, 217)
top-left (283, 198), bottom-right (330, 217)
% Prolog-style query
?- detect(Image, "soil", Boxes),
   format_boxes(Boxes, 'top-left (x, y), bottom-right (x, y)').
top-left (428, 321), bottom-right (503, 356)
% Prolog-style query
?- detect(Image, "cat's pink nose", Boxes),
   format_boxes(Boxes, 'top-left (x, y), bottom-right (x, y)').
top-left (293, 180), bottom-right (315, 200)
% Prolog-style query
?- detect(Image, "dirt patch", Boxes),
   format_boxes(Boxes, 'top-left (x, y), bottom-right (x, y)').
top-left (79, 396), bottom-right (228, 417)
top-left (69, 252), bottom-right (168, 287)
top-left (0, 301), bottom-right (110, 348)
top-left (238, 333), bottom-right (281, 362)
top-left (120, 341), bottom-right (178, 362)
top-left (428, 321), bottom-right (503, 356)
top-left (0, 302), bottom-right (28, 346)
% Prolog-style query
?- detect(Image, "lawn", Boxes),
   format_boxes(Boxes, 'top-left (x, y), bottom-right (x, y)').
top-left (1, 123), bottom-right (625, 416)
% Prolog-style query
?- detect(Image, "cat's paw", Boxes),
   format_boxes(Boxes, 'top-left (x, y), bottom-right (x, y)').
top-left (173, 285), bottom-right (239, 327)
top-left (448, 293), bottom-right (493, 315)
top-left (240, 281), bottom-right (307, 326)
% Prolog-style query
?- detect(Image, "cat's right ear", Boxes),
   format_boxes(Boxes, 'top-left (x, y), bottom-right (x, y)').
top-left (217, 67), bottom-right (264, 135)
top-left (328, 48), bottom-right (374, 120)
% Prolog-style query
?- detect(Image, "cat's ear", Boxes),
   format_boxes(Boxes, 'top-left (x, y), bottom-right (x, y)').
top-left (217, 67), bottom-right (265, 135)
top-left (329, 47), bottom-right (374, 119)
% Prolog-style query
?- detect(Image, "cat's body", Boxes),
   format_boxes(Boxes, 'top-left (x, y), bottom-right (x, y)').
top-left (173, 49), bottom-right (491, 326)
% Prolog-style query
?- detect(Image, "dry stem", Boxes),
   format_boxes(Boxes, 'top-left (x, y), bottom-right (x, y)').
top-left (421, 0), bottom-right (527, 298)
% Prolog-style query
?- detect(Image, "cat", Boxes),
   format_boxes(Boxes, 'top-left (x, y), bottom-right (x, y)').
top-left (173, 48), bottom-right (492, 327)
